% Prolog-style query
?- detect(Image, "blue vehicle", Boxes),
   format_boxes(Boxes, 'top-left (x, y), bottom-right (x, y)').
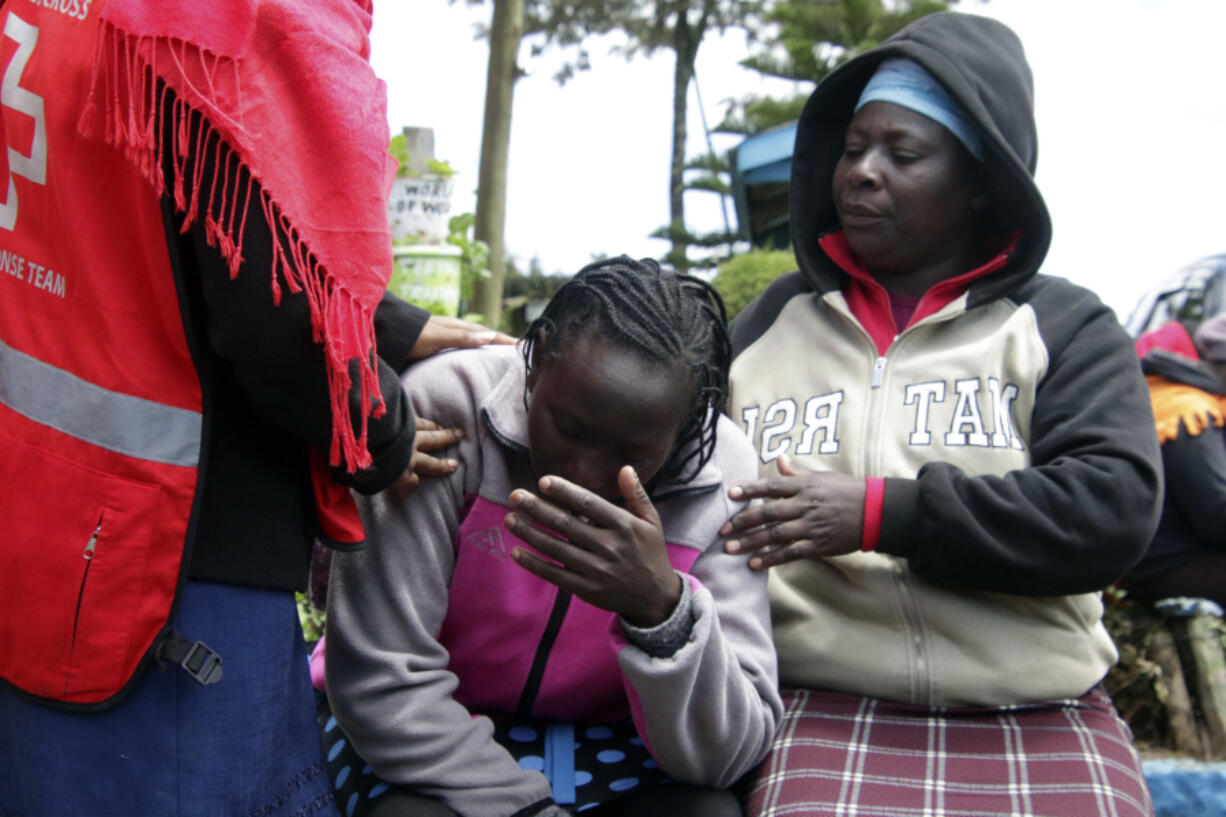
top-left (729, 122), bottom-right (797, 249)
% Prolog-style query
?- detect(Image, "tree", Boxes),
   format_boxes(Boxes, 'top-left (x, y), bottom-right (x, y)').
top-left (464, 0), bottom-right (764, 315)
top-left (612, 0), bottom-right (762, 272)
top-left (464, 0), bottom-right (628, 327)
top-left (470, 0), bottom-right (526, 329)
top-left (504, 0), bottom-right (765, 274)
top-left (718, 0), bottom-right (955, 136)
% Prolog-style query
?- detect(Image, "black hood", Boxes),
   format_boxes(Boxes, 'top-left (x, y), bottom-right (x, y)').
top-left (789, 11), bottom-right (1052, 302)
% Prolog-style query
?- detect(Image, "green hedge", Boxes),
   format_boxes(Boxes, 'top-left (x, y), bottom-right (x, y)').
top-left (711, 249), bottom-right (797, 323)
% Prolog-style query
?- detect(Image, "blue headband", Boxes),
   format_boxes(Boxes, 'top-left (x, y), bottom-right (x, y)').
top-left (855, 57), bottom-right (984, 161)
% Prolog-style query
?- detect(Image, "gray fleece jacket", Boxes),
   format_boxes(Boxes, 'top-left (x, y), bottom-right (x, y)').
top-left (326, 344), bottom-right (781, 817)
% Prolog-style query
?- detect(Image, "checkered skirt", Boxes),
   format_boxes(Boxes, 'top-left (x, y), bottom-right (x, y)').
top-left (744, 686), bottom-right (1152, 817)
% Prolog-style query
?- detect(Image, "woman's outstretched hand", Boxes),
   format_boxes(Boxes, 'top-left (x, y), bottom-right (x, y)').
top-left (721, 453), bottom-right (865, 569)
top-left (408, 314), bottom-right (515, 361)
top-left (504, 466), bottom-right (682, 628)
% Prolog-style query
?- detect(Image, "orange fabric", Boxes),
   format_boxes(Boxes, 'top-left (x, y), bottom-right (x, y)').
top-left (79, 0), bottom-right (397, 472)
top-left (1147, 375), bottom-right (1226, 444)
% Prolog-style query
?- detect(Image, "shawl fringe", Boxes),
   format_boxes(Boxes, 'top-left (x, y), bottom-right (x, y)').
top-left (79, 21), bottom-right (383, 471)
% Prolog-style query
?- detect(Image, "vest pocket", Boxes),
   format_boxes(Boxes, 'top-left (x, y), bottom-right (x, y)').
top-left (0, 432), bottom-right (162, 703)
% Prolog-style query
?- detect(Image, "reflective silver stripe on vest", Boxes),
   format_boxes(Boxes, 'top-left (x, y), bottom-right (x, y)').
top-left (0, 337), bottom-right (201, 467)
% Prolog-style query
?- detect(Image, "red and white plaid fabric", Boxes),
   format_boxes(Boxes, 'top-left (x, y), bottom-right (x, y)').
top-left (745, 686), bottom-right (1152, 817)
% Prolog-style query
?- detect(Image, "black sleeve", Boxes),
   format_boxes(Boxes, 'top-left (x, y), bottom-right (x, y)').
top-left (169, 104), bottom-right (417, 496)
top-left (878, 279), bottom-right (1164, 595)
top-left (1163, 422), bottom-right (1226, 547)
top-left (375, 290), bottom-right (431, 375)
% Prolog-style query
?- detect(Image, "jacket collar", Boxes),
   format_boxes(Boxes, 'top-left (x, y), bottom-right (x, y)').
top-left (820, 229), bottom-right (1019, 354)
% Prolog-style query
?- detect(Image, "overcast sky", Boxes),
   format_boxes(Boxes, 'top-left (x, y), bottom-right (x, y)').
top-left (370, 0), bottom-right (1226, 322)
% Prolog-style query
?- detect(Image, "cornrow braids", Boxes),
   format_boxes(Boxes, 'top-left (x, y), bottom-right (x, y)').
top-left (522, 255), bottom-right (732, 486)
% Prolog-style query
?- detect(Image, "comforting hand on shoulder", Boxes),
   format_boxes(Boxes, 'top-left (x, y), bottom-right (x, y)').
top-left (721, 453), bottom-right (865, 569)
top-left (408, 314), bottom-right (515, 361)
top-left (393, 417), bottom-right (463, 496)
top-left (503, 465), bottom-right (682, 628)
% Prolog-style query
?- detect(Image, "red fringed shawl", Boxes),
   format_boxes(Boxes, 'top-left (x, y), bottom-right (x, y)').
top-left (79, 0), bottom-right (395, 471)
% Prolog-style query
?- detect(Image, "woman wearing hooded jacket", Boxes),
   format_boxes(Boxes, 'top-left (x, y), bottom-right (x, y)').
top-left (722, 12), bottom-right (1162, 816)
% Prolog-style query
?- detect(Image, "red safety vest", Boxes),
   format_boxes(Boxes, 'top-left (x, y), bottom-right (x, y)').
top-left (0, 2), bottom-right (202, 706)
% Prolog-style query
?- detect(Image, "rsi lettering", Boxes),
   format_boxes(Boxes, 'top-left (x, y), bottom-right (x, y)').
top-left (741, 377), bottom-right (1024, 462)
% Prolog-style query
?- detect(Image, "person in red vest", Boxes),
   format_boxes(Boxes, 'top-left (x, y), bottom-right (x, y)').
top-left (0, 2), bottom-right (506, 815)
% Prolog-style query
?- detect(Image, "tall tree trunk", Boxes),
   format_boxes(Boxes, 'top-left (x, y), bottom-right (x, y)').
top-left (666, 22), bottom-right (697, 272)
top-left (473, 0), bottom-right (525, 329)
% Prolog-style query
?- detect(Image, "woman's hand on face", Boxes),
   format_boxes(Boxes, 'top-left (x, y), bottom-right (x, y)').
top-left (393, 417), bottom-right (462, 497)
top-left (408, 315), bottom-right (516, 361)
top-left (721, 453), bottom-right (865, 569)
top-left (504, 466), bottom-right (682, 628)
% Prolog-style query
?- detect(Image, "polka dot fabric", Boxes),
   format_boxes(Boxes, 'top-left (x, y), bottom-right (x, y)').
top-left (317, 694), bottom-right (670, 815)
top-left (318, 696), bottom-right (393, 817)
top-left (493, 719), bottom-right (672, 810)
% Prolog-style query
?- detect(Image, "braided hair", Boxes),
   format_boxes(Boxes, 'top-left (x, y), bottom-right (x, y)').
top-left (521, 255), bottom-right (732, 486)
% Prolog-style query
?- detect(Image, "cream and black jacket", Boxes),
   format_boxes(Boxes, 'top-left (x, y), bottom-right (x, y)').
top-left (727, 12), bottom-right (1162, 707)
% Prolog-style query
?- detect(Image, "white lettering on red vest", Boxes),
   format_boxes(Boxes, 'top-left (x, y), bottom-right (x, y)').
top-left (27, 1), bottom-right (91, 22)
top-left (0, 243), bottom-right (65, 297)
top-left (0, 13), bottom-right (47, 230)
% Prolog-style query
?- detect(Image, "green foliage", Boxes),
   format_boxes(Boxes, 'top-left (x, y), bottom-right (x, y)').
top-left (684, 151), bottom-right (733, 173)
top-left (296, 592), bottom-right (326, 644)
top-left (716, 94), bottom-right (808, 136)
top-left (388, 133), bottom-right (457, 178)
top-left (711, 247), bottom-right (796, 322)
top-left (1101, 584), bottom-right (1226, 754)
top-left (685, 175), bottom-right (732, 195)
top-left (388, 132), bottom-right (411, 176)
top-left (426, 158), bottom-right (456, 178)
top-left (498, 255), bottom-right (572, 335)
top-left (720, 0), bottom-right (956, 135)
top-left (1101, 586), bottom-right (1173, 750)
top-left (447, 212), bottom-right (492, 312)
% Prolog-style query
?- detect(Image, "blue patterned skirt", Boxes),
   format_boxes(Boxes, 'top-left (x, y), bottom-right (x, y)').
top-left (0, 581), bottom-right (337, 817)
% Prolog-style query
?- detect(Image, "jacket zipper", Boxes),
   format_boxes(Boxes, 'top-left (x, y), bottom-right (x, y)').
top-left (70, 519), bottom-right (103, 653)
top-left (515, 588), bottom-right (572, 720)
top-left (871, 354), bottom-right (888, 388)
top-left (832, 298), bottom-right (933, 702)
top-left (894, 566), bottom-right (931, 704)
top-left (865, 332), bottom-right (931, 703)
